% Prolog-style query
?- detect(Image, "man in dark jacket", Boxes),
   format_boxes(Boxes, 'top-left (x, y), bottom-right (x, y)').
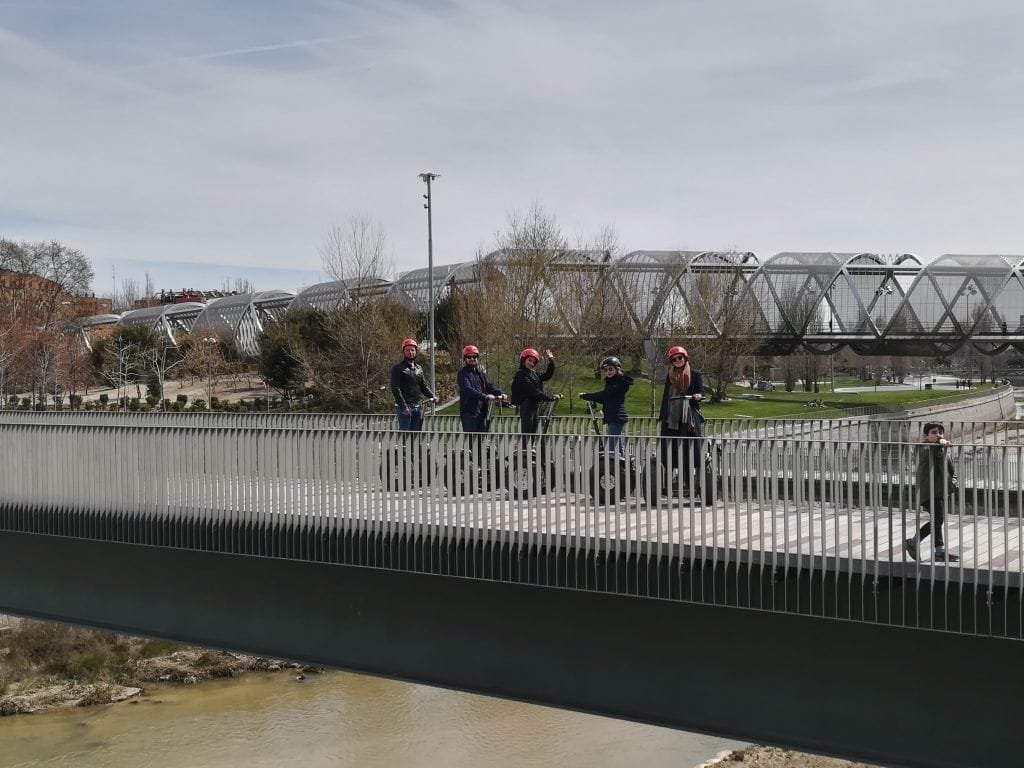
top-left (457, 344), bottom-right (505, 433)
top-left (390, 338), bottom-right (435, 431)
top-left (510, 347), bottom-right (561, 438)
top-left (579, 356), bottom-right (634, 455)
top-left (905, 422), bottom-right (960, 562)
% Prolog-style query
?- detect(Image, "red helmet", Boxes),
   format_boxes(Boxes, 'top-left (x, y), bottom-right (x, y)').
top-left (520, 347), bottom-right (540, 362)
top-left (402, 338), bottom-right (418, 351)
top-left (462, 344), bottom-right (480, 357)
top-left (667, 345), bottom-right (688, 360)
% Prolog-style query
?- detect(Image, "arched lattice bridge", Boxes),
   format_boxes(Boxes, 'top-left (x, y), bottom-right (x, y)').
top-left (76, 251), bottom-right (1024, 358)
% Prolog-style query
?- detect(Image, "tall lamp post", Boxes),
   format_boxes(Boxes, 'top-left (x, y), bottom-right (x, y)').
top-left (418, 172), bottom-right (440, 396)
top-left (965, 285), bottom-right (978, 386)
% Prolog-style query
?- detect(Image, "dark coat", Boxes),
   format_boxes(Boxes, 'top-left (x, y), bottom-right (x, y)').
top-left (457, 365), bottom-right (503, 417)
top-left (916, 442), bottom-right (958, 507)
top-left (580, 372), bottom-right (634, 423)
top-left (658, 368), bottom-right (705, 435)
top-left (510, 359), bottom-right (557, 427)
top-left (390, 359), bottom-right (434, 408)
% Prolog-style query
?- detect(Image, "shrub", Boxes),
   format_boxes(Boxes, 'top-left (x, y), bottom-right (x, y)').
top-left (128, 398), bottom-right (140, 411)
top-left (99, 393), bottom-right (109, 405)
top-left (176, 394), bottom-right (188, 405)
top-left (138, 639), bottom-right (183, 659)
top-left (191, 399), bottom-right (206, 410)
top-left (145, 396), bottom-right (159, 407)
top-left (69, 394), bottom-right (83, 409)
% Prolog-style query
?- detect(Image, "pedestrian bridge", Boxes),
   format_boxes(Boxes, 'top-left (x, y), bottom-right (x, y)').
top-left (74, 251), bottom-right (1024, 357)
top-left (2, 412), bottom-right (1023, 768)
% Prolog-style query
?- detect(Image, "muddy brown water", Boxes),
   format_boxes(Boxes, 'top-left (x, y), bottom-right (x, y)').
top-left (0, 670), bottom-right (744, 767)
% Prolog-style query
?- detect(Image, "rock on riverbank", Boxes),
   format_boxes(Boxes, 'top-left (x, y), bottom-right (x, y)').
top-left (1, 620), bottom-right (310, 716)
top-left (702, 746), bottom-right (881, 768)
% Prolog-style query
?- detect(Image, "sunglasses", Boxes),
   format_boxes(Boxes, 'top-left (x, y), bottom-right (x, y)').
top-left (464, 354), bottom-right (479, 359)
top-left (670, 355), bottom-right (687, 362)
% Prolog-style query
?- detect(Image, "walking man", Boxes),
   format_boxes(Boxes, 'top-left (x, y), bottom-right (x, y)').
top-left (905, 422), bottom-right (960, 562)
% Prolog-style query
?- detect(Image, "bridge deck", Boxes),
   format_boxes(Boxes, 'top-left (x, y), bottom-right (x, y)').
top-left (398, 495), bottom-right (1023, 587)
top-left (155, 481), bottom-right (1024, 588)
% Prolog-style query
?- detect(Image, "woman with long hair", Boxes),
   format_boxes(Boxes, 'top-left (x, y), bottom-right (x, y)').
top-left (657, 345), bottom-right (705, 497)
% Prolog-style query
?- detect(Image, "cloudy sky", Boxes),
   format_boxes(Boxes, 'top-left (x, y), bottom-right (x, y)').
top-left (2, 1), bottom-right (1023, 295)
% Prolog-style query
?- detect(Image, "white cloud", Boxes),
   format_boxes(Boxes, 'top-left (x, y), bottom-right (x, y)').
top-left (2, 0), bottom-right (1024, 294)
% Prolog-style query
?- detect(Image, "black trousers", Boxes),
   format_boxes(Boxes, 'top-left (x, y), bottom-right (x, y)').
top-left (916, 498), bottom-right (947, 548)
top-left (658, 425), bottom-right (703, 487)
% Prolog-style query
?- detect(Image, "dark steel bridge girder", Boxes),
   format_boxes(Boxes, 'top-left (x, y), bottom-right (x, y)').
top-left (1, 531), bottom-right (1022, 768)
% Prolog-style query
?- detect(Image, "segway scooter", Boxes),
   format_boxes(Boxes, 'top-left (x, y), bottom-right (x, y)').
top-left (379, 403), bottom-right (444, 492)
top-left (584, 400), bottom-right (641, 505)
top-left (446, 396), bottom-right (509, 496)
top-left (506, 398), bottom-right (558, 499)
top-left (651, 395), bottom-right (715, 506)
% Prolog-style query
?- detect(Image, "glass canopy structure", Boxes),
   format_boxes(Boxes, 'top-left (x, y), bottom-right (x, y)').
top-left (72, 251), bottom-right (1024, 358)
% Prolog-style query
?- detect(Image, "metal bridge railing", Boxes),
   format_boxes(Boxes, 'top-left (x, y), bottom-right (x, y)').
top-left (1, 408), bottom-right (1021, 445)
top-left (1, 420), bottom-right (1023, 638)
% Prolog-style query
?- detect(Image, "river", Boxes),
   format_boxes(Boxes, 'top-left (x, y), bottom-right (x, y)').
top-left (0, 671), bottom-right (745, 767)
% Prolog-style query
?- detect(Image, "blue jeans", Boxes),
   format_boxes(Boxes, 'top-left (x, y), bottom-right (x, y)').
top-left (606, 421), bottom-right (625, 456)
top-left (396, 404), bottom-right (423, 431)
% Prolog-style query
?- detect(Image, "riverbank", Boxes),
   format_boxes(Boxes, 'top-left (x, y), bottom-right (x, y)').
top-left (0, 619), bottom-right (309, 716)
top-left (703, 745), bottom-right (881, 767)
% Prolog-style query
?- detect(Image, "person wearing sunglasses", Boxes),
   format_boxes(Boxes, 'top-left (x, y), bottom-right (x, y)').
top-left (905, 422), bottom-right (960, 562)
top-left (579, 356), bottom-right (634, 456)
top-left (457, 344), bottom-right (506, 433)
top-left (657, 345), bottom-right (705, 496)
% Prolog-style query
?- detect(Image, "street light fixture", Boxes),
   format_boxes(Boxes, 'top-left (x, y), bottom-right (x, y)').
top-left (201, 336), bottom-right (218, 410)
top-left (418, 172), bottom-right (440, 397)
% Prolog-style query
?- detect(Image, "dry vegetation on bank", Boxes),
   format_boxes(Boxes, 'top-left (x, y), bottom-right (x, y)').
top-left (0, 619), bottom-right (308, 716)
top-left (704, 746), bottom-right (882, 768)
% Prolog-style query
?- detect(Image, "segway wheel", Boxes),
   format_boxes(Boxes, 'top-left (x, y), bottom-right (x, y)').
top-left (590, 455), bottom-right (618, 505)
top-left (380, 443), bottom-right (407, 491)
top-left (508, 450), bottom-right (541, 500)
top-left (448, 448), bottom-right (481, 496)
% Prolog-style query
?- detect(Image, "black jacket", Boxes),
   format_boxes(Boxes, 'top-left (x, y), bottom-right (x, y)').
top-left (510, 359), bottom-right (557, 423)
top-left (916, 442), bottom-right (958, 507)
top-left (580, 372), bottom-right (634, 423)
top-left (658, 368), bottom-right (705, 433)
top-left (390, 359), bottom-right (434, 408)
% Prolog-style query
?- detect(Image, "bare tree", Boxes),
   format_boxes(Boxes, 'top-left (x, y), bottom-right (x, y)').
top-left (222, 276), bottom-right (256, 295)
top-left (304, 215), bottom-right (417, 410)
top-left (114, 277), bottom-right (140, 312)
top-left (320, 215), bottom-right (391, 284)
top-left (683, 266), bottom-right (761, 402)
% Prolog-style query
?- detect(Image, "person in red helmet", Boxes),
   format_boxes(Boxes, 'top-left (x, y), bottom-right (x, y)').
top-left (510, 347), bottom-right (561, 437)
top-left (457, 344), bottom-right (506, 433)
top-left (389, 338), bottom-right (436, 430)
top-left (657, 344), bottom-right (705, 497)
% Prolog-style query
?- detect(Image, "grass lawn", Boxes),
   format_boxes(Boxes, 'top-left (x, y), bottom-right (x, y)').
top-left (545, 370), bottom-right (993, 420)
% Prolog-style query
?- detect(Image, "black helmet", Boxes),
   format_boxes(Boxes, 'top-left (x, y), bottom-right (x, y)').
top-left (600, 356), bottom-right (621, 369)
